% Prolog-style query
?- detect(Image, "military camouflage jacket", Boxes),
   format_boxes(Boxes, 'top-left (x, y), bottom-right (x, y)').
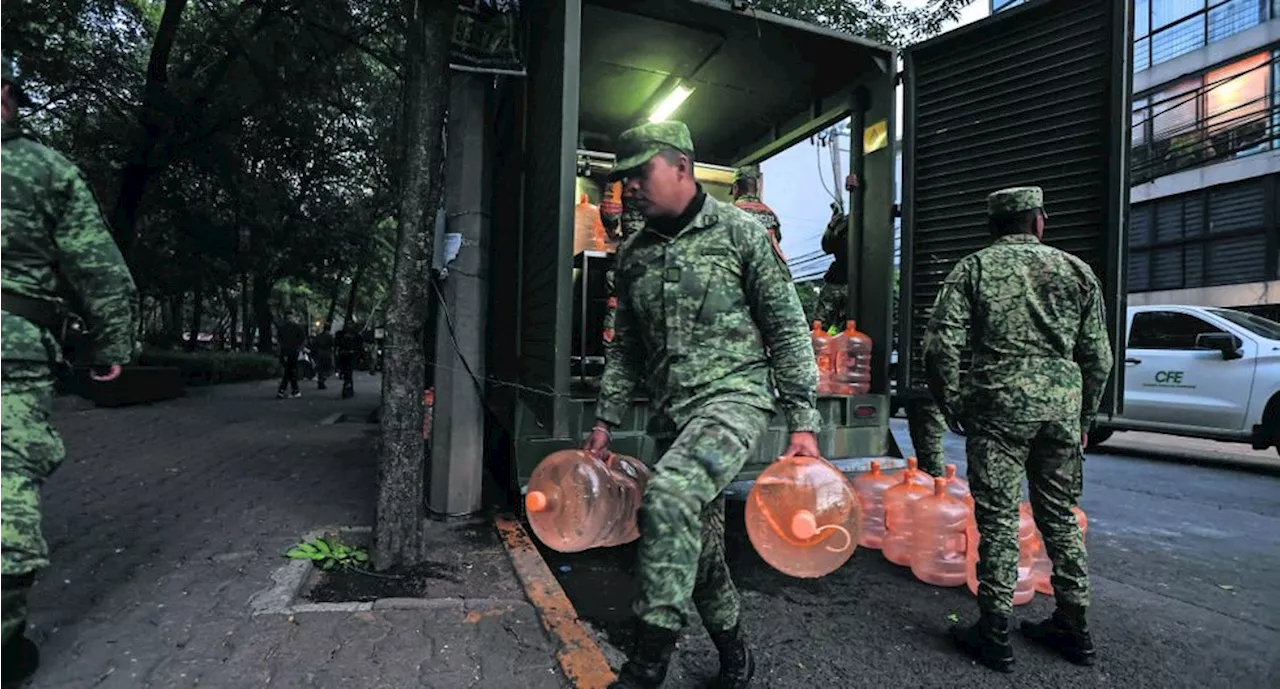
top-left (597, 194), bottom-right (821, 433)
top-left (923, 234), bottom-right (1113, 429)
top-left (732, 194), bottom-right (782, 241)
top-left (1, 123), bottom-right (139, 365)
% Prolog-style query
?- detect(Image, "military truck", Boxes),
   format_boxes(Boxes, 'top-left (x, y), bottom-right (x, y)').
top-left (483, 0), bottom-right (1133, 488)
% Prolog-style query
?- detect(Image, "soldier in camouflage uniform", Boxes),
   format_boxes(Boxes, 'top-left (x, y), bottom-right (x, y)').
top-left (906, 395), bottom-right (947, 477)
top-left (583, 121), bottom-right (821, 689)
top-left (924, 187), bottom-right (1112, 672)
top-left (814, 174), bottom-right (858, 328)
top-left (600, 192), bottom-right (646, 346)
top-left (730, 164), bottom-right (784, 257)
top-left (1, 56), bottom-right (140, 684)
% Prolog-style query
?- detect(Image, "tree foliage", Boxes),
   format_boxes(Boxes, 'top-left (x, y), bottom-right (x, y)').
top-left (748, 0), bottom-right (972, 46)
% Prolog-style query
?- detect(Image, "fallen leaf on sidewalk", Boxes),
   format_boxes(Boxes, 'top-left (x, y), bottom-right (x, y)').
top-left (1216, 584), bottom-right (1236, 592)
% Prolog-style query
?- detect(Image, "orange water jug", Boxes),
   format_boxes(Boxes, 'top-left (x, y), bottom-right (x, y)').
top-left (745, 455), bottom-right (860, 578)
top-left (1031, 506), bottom-right (1088, 595)
top-left (810, 321), bottom-right (838, 394)
top-left (881, 469), bottom-right (933, 567)
top-left (832, 320), bottom-right (872, 395)
top-left (852, 460), bottom-right (898, 549)
top-left (966, 501), bottom-right (1039, 605)
top-left (573, 193), bottom-right (609, 255)
top-left (911, 477), bottom-right (971, 587)
top-left (944, 464), bottom-right (974, 508)
top-left (899, 456), bottom-right (936, 489)
top-left (525, 449), bottom-right (650, 553)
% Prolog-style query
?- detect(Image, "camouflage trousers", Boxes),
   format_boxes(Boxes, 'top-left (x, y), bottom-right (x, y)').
top-left (906, 395), bottom-right (947, 477)
top-left (602, 268), bottom-right (619, 345)
top-left (814, 281), bottom-right (847, 329)
top-left (2, 362), bottom-right (65, 644)
top-left (967, 417), bottom-right (1088, 616)
top-left (635, 401), bottom-right (770, 633)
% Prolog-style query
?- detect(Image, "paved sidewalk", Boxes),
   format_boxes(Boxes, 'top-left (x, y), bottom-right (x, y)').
top-left (25, 375), bottom-right (567, 689)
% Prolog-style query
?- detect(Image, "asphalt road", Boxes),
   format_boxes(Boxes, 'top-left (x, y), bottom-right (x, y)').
top-left (539, 420), bottom-right (1280, 689)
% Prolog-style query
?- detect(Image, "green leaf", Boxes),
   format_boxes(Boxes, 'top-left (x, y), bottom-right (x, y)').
top-left (314, 539), bottom-right (332, 556)
top-left (285, 548), bottom-right (311, 559)
top-left (296, 543), bottom-right (319, 555)
top-left (321, 558), bottom-right (336, 570)
top-left (353, 551), bottom-right (369, 563)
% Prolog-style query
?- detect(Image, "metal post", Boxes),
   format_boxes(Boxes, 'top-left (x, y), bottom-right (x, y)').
top-left (846, 88), bottom-right (868, 323)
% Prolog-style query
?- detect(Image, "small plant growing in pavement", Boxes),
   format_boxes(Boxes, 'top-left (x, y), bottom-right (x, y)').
top-left (286, 537), bottom-right (370, 571)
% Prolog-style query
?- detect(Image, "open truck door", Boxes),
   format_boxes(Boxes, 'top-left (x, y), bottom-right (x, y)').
top-left (898, 0), bottom-right (1133, 421)
top-left (506, 0), bottom-right (902, 487)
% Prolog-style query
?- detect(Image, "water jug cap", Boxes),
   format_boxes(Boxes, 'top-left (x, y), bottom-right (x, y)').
top-left (945, 464), bottom-right (957, 479)
top-left (869, 460), bottom-right (881, 474)
top-left (935, 477), bottom-right (946, 495)
top-left (526, 491), bottom-right (549, 513)
top-left (907, 456), bottom-right (918, 471)
top-left (791, 511), bottom-right (818, 539)
top-left (812, 320), bottom-right (823, 331)
top-left (845, 320), bottom-right (856, 331)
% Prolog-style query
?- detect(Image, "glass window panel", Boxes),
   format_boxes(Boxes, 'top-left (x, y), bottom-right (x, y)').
top-left (1204, 52), bottom-right (1270, 155)
top-left (1132, 97), bottom-right (1150, 145)
top-left (1134, 37), bottom-right (1151, 72)
top-left (1208, 0), bottom-right (1264, 42)
top-left (1151, 18), bottom-right (1206, 65)
top-left (1153, 0), bottom-right (1204, 30)
top-left (1151, 80), bottom-right (1199, 140)
top-left (1135, 0), bottom-right (1151, 38)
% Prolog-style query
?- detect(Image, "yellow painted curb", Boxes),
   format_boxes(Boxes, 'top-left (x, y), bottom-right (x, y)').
top-left (495, 514), bottom-right (617, 689)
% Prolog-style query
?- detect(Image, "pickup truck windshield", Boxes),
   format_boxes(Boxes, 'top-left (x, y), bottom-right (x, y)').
top-left (1207, 309), bottom-right (1280, 340)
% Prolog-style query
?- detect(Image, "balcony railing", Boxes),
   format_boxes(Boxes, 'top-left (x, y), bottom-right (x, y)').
top-left (1131, 95), bottom-right (1278, 185)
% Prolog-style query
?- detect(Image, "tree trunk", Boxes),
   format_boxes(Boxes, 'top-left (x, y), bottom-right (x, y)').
top-left (240, 273), bottom-right (253, 351)
top-left (167, 293), bottom-right (186, 347)
top-left (324, 274), bottom-right (342, 329)
top-left (185, 278), bottom-right (205, 352)
top-left (345, 261), bottom-right (366, 324)
top-left (253, 270), bottom-right (274, 352)
top-left (111, 0), bottom-right (188, 253)
top-left (225, 288), bottom-right (239, 352)
top-left (375, 0), bottom-right (456, 571)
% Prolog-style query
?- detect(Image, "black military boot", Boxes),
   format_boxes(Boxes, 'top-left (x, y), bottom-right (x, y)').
top-left (2, 625), bottom-right (40, 685)
top-left (1021, 603), bottom-right (1095, 666)
top-left (950, 610), bottom-right (1015, 673)
top-left (707, 623), bottom-right (754, 689)
top-left (609, 622), bottom-right (679, 689)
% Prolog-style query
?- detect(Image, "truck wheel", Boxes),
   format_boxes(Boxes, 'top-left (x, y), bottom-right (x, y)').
top-left (1087, 427), bottom-right (1113, 448)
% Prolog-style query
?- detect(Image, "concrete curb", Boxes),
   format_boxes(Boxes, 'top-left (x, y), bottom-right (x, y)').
top-left (1097, 441), bottom-right (1280, 476)
top-left (495, 513), bottom-right (616, 689)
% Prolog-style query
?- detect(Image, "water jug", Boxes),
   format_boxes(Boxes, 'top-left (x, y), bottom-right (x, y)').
top-left (573, 193), bottom-right (609, 255)
top-left (831, 320), bottom-right (872, 395)
top-left (881, 470), bottom-right (933, 567)
top-left (901, 456), bottom-right (936, 489)
top-left (944, 464), bottom-right (973, 508)
top-left (525, 449), bottom-right (650, 553)
top-left (852, 460), bottom-right (898, 549)
top-left (966, 501), bottom-right (1039, 605)
top-left (910, 477), bottom-right (971, 587)
top-left (745, 456), bottom-right (861, 578)
top-left (1031, 506), bottom-right (1089, 595)
top-left (810, 322), bottom-right (838, 394)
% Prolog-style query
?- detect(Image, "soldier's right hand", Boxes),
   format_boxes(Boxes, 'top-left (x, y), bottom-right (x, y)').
top-left (583, 423), bottom-right (612, 458)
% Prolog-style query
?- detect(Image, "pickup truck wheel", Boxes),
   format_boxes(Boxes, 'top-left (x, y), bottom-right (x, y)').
top-left (1087, 427), bottom-right (1113, 448)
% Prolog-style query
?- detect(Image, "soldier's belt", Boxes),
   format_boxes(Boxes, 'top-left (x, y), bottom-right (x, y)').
top-left (1, 290), bottom-right (66, 332)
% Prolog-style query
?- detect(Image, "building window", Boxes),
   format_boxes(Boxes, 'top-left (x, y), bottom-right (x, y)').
top-left (1128, 176), bottom-right (1276, 293)
top-left (1134, 0), bottom-right (1270, 72)
top-left (991, 0), bottom-right (1025, 12)
top-left (1131, 51), bottom-right (1276, 183)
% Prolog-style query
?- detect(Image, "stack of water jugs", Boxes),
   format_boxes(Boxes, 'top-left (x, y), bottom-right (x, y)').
top-left (523, 448), bottom-right (1085, 598)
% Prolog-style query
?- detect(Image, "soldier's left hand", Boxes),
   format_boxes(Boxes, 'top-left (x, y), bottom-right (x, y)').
top-left (780, 431), bottom-right (821, 460)
top-left (90, 364), bottom-right (122, 382)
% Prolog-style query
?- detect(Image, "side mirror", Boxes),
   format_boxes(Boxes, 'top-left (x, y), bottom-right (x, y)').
top-left (1196, 332), bottom-right (1243, 360)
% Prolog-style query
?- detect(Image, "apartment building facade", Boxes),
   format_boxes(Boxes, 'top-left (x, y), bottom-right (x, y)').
top-left (996, 0), bottom-right (1280, 320)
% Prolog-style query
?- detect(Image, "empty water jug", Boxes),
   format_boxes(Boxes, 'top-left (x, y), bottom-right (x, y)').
top-left (811, 322), bottom-right (838, 394)
top-left (745, 455), bottom-right (861, 578)
top-left (911, 477), bottom-right (971, 587)
top-left (525, 449), bottom-right (650, 553)
top-left (853, 460), bottom-right (898, 549)
top-left (966, 501), bottom-right (1039, 605)
top-left (944, 464), bottom-right (974, 508)
top-left (1031, 506), bottom-right (1089, 595)
top-left (881, 469), bottom-right (933, 567)
top-left (831, 320), bottom-right (872, 395)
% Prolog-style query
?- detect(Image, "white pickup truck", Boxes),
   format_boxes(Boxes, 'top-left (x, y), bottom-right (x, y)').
top-left (1091, 305), bottom-right (1280, 457)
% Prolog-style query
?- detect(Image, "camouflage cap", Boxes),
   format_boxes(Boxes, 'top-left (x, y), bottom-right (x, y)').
top-left (609, 121), bottom-right (694, 181)
top-left (2, 54), bottom-right (28, 106)
top-left (733, 164), bottom-right (762, 184)
top-left (987, 186), bottom-right (1048, 218)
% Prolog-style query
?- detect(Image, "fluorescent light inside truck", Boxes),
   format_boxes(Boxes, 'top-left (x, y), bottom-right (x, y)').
top-left (648, 85), bottom-right (694, 123)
